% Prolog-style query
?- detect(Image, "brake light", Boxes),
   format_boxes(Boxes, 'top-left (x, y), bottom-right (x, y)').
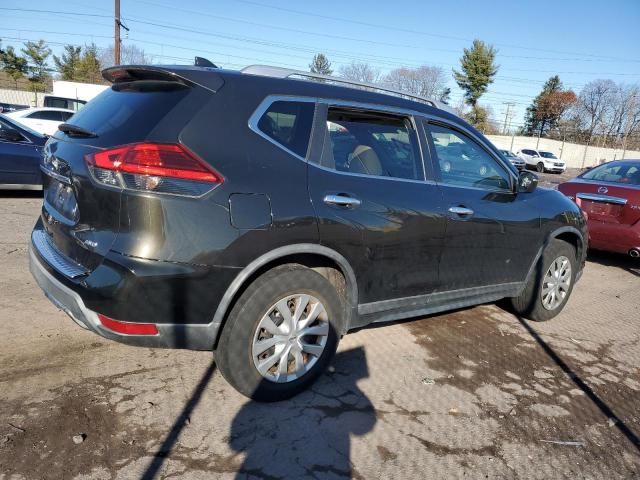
top-left (85, 143), bottom-right (222, 196)
top-left (98, 313), bottom-right (159, 335)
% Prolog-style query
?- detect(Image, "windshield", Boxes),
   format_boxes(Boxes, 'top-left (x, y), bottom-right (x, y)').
top-left (501, 150), bottom-right (517, 158)
top-left (539, 151), bottom-right (558, 159)
top-left (581, 162), bottom-right (640, 185)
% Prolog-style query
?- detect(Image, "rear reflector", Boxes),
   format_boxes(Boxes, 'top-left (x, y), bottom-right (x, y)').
top-left (98, 314), bottom-right (159, 335)
top-left (85, 143), bottom-right (222, 196)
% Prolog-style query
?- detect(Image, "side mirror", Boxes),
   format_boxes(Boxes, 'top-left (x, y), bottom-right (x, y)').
top-left (518, 171), bottom-right (538, 193)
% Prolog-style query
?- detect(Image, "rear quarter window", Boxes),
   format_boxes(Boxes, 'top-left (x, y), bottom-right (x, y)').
top-left (256, 100), bottom-right (315, 158)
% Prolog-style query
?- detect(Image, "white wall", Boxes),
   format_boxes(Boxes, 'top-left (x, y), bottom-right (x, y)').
top-left (486, 135), bottom-right (640, 169)
top-left (0, 88), bottom-right (44, 108)
top-left (1, 82), bottom-right (107, 110)
top-left (52, 81), bottom-right (108, 101)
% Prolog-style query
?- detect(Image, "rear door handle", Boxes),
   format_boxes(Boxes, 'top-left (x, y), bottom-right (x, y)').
top-left (448, 206), bottom-right (474, 217)
top-left (324, 194), bottom-right (361, 208)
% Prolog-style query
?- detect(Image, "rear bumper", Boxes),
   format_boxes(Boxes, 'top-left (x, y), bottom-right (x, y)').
top-left (29, 239), bottom-right (231, 350)
top-left (587, 220), bottom-right (640, 255)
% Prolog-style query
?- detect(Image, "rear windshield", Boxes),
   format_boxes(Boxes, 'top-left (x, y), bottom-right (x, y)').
top-left (581, 162), bottom-right (640, 185)
top-left (59, 85), bottom-right (189, 145)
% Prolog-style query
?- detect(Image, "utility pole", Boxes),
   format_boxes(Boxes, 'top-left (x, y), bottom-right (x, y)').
top-left (114, 0), bottom-right (120, 65)
top-left (501, 102), bottom-right (515, 135)
top-left (114, 0), bottom-right (129, 65)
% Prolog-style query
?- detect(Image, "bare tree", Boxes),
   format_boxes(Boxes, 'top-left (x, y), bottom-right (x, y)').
top-left (338, 62), bottom-right (380, 84)
top-left (384, 65), bottom-right (449, 101)
top-left (604, 84), bottom-right (640, 138)
top-left (99, 44), bottom-right (152, 69)
top-left (572, 79), bottom-right (617, 141)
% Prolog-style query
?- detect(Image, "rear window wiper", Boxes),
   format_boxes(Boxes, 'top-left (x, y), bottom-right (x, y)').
top-left (58, 123), bottom-right (98, 138)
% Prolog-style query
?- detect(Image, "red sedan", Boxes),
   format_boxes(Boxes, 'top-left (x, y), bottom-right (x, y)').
top-left (558, 160), bottom-right (640, 258)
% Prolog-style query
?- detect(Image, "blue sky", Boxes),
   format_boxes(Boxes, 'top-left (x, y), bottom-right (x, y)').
top-left (2, 0), bottom-right (639, 128)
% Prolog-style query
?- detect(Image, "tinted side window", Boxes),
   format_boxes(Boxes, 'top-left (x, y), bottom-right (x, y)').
top-left (428, 124), bottom-right (511, 190)
top-left (257, 101), bottom-right (314, 158)
top-left (60, 111), bottom-right (74, 121)
top-left (47, 98), bottom-right (68, 109)
top-left (316, 107), bottom-right (423, 180)
top-left (0, 119), bottom-right (27, 142)
top-left (28, 111), bottom-right (62, 121)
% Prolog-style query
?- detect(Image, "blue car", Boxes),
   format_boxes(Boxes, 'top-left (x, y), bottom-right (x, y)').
top-left (0, 114), bottom-right (47, 189)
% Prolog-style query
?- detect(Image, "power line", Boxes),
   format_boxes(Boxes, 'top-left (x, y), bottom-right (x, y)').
top-left (231, 0), bottom-right (640, 63)
top-left (133, 0), bottom-right (638, 65)
top-left (0, 7), bottom-right (111, 18)
top-left (5, 5), bottom-right (640, 76)
top-left (122, 17), bottom-right (640, 77)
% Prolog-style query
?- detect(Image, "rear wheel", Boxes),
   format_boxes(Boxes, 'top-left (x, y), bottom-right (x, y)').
top-left (510, 239), bottom-right (577, 321)
top-left (216, 265), bottom-right (343, 401)
top-left (536, 162), bottom-right (545, 173)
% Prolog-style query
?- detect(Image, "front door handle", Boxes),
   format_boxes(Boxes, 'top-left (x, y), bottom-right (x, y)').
top-left (448, 206), bottom-right (474, 217)
top-left (324, 194), bottom-right (362, 208)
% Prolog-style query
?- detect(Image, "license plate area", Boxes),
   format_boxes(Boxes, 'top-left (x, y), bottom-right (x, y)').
top-left (582, 200), bottom-right (622, 220)
top-left (44, 179), bottom-right (79, 224)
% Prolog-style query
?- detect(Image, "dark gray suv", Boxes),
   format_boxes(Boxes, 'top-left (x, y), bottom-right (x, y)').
top-left (30, 63), bottom-right (587, 401)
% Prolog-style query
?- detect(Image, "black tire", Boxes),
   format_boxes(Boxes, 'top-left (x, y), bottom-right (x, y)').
top-left (536, 162), bottom-right (545, 173)
top-left (216, 265), bottom-right (343, 402)
top-left (510, 239), bottom-right (577, 322)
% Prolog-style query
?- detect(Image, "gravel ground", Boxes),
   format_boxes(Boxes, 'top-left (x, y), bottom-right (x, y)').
top-left (0, 191), bottom-right (639, 480)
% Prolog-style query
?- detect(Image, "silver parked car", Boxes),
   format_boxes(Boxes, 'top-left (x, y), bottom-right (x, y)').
top-left (499, 149), bottom-right (525, 170)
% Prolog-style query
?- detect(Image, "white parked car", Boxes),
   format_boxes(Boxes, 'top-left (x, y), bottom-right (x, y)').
top-left (516, 148), bottom-right (566, 173)
top-left (6, 107), bottom-right (75, 136)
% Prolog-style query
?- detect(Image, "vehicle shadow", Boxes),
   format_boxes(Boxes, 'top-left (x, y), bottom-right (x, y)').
top-left (228, 346), bottom-right (374, 479)
top-left (586, 249), bottom-right (640, 277)
top-left (515, 315), bottom-right (640, 453)
top-left (140, 346), bottom-right (374, 479)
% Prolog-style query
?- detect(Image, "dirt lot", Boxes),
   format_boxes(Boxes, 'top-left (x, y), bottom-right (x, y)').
top-left (1, 186), bottom-right (639, 480)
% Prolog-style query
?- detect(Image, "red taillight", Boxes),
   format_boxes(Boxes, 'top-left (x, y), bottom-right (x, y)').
top-left (85, 143), bottom-right (222, 196)
top-left (98, 313), bottom-right (159, 335)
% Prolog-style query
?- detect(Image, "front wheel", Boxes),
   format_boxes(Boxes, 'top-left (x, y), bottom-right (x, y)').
top-left (216, 265), bottom-right (343, 401)
top-left (536, 162), bottom-right (545, 173)
top-left (510, 239), bottom-right (577, 321)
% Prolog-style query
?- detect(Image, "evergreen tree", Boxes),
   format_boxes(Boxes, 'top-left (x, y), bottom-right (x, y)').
top-left (21, 40), bottom-right (51, 93)
top-left (309, 53), bottom-right (333, 75)
top-left (453, 40), bottom-right (498, 125)
top-left (53, 45), bottom-right (82, 81)
top-left (439, 87), bottom-right (451, 104)
top-left (0, 42), bottom-right (28, 88)
top-left (76, 44), bottom-right (102, 83)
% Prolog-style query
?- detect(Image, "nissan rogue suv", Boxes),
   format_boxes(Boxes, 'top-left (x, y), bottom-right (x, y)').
top-left (29, 63), bottom-right (587, 401)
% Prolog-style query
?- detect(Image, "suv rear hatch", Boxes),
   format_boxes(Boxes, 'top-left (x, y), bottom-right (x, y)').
top-left (36, 66), bottom-right (223, 277)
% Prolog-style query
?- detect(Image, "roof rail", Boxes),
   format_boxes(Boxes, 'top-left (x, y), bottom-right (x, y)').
top-left (241, 65), bottom-right (449, 111)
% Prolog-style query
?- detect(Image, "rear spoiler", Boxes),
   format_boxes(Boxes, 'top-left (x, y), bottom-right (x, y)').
top-left (102, 65), bottom-right (224, 93)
